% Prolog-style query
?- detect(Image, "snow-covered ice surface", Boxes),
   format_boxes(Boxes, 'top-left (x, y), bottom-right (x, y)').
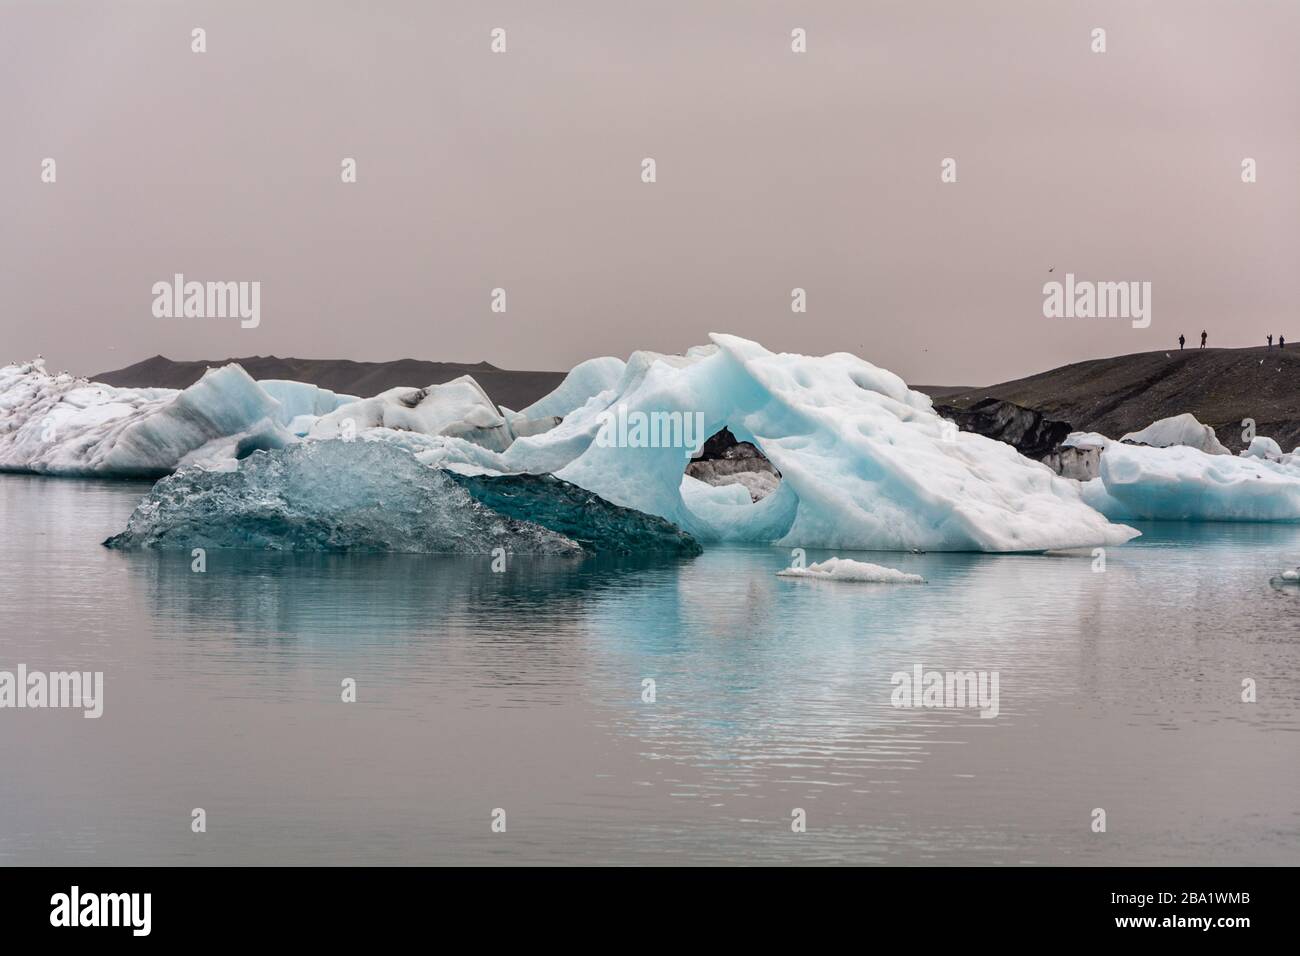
top-left (777, 557), bottom-right (925, 584)
top-left (105, 441), bottom-right (582, 554)
top-left (1120, 413), bottom-right (1230, 455)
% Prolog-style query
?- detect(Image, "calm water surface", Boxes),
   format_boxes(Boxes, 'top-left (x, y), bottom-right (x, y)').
top-left (1, 474), bottom-right (1297, 864)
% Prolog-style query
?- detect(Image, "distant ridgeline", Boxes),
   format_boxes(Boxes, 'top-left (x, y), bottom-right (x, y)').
top-left (924, 344), bottom-right (1300, 456)
top-left (93, 355), bottom-right (566, 412)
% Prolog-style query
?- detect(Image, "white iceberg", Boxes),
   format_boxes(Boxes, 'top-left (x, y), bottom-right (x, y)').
top-left (1064, 415), bottom-right (1300, 523)
top-left (308, 376), bottom-right (514, 451)
top-left (1241, 435), bottom-right (1286, 462)
top-left (490, 334), bottom-right (1136, 552)
top-left (1120, 413), bottom-right (1230, 455)
top-left (1083, 441), bottom-right (1300, 522)
top-left (0, 359), bottom-right (511, 476)
top-left (777, 557), bottom-right (925, 584)
top-left (0, 359), bottom-right (296, 477)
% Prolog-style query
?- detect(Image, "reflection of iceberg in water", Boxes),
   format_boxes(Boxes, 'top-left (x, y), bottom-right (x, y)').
top-left (104, 515), bottom-right (1300, 863)
top-left (577, 549), bottom-right (1049, 780)
top-left (113, 545), bottom-right (695, 643)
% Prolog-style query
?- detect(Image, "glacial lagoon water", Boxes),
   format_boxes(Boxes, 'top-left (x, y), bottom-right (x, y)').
top-left (1, 474), bottom-right (1297, 865)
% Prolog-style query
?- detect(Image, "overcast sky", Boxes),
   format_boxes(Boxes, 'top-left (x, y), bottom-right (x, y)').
top-left (2, 0), bottom-right (1297, 386)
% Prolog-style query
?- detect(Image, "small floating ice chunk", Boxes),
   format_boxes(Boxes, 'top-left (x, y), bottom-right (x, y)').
top-left (777, 556), bottom-right (925, 584)
top-left (1270, 567), bottom-right (1300, 585)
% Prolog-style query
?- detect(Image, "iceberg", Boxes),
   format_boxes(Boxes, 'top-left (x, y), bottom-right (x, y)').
top-left (104, 441), bottom-right (583, 554)
top-left (6, 336), bottom-right (1142, 552)
top-left (0, 359), bottom-right (512, 476)
top-left (0, 359), bottom-right (295, 478)
top-left (490, 335), bottom-right (1136, 552)
top-left (308, 376), bottom-right (514, 451)
top-left (1084, 441), bottom-right (1300, 522)
top-left (777, 557), bottom-right (925, 584)
top-left (1068, 415), bottom-right (1300, 523)
top-left (1120, 413), bottom-right (1230, 455)
top-left (1241, 436), bottom-right (1286, 462)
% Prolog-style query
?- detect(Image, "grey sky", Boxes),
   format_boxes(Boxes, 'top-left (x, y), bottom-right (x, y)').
top-left (2, 0), bottom-right (1297, 386)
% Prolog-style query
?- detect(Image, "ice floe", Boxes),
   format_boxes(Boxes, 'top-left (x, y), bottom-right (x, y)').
top-left (777, 557), bottom-right (925, 584)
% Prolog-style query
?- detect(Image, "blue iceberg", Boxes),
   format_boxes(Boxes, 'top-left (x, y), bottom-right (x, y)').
top-left (104, 441), bottom-right (583, 554)
top-left (103, 440), bottom-right (702, 556)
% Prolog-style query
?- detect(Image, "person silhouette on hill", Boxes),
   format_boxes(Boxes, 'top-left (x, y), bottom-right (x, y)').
top-left (1268, 334), bottom-right (1273, 348)
top-left (1178, 334), bottom-right (1185, 350)
top-left (1281, 335), bottom-right (1286, 349)
top-left (1200, 330), bottom-right (1207, 348)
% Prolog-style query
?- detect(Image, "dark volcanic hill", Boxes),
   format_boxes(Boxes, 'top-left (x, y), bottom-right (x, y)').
top-left (929, 346), bottom-right (1300, 453)
top-left (92, 355), bottom-right (567, 412)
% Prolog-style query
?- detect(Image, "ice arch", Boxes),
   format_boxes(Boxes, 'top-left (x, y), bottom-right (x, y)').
top-left (497, 335), bottom-right (1135, 552)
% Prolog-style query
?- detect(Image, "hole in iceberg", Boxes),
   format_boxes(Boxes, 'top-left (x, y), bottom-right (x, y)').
top-left (684, 427), bottom-right (781, 502)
